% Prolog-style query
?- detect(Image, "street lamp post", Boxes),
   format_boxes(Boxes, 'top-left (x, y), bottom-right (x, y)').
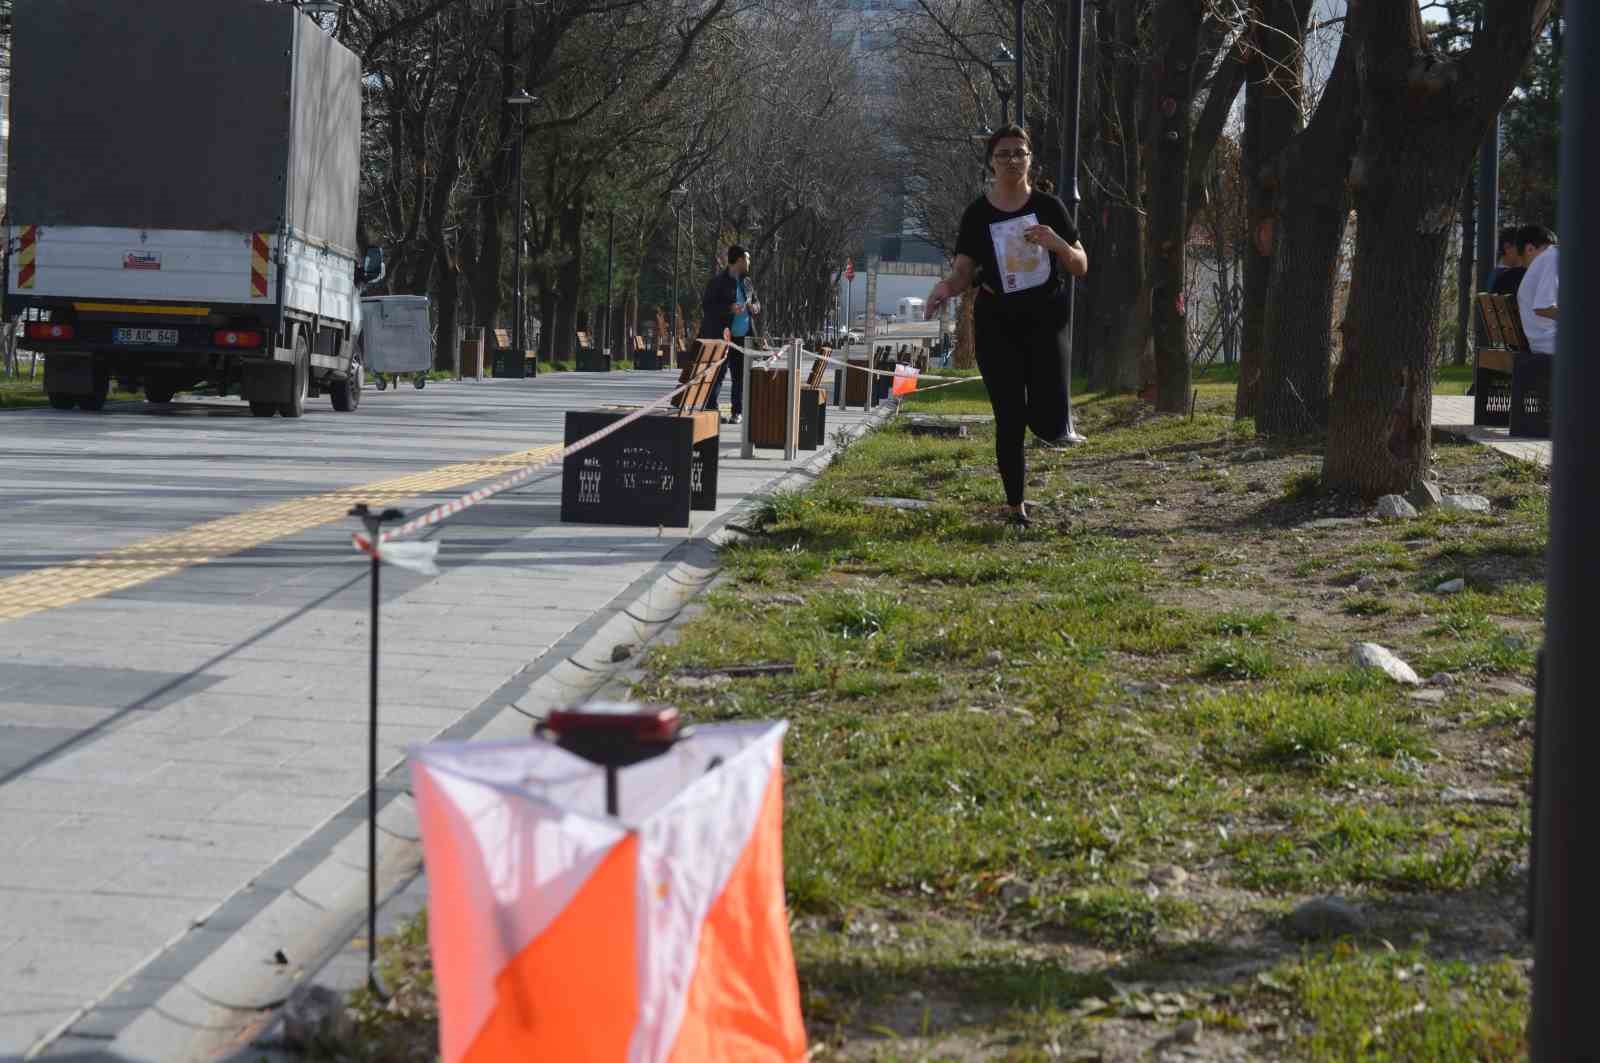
top-left (670, 186), bottom-right (686, 363)
top-left (1532, 5), bottom-right (1594, 1054)
top-left (991, 46), bottom-right (1015, 127)
top-left (603, 207), bottom-right (615, 361)
top-left (506, 89), bottom-right (538, 376)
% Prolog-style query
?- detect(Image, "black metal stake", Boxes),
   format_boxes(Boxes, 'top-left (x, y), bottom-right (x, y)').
top-left (350, 503), bottom-right (403, 997)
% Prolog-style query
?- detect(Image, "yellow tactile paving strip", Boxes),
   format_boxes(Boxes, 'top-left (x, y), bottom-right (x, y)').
top-left (0, 444), bottom-right (564, 623)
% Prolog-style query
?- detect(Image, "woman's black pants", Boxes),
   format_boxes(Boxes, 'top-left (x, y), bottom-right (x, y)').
top-left (973, 300), bottom-right (1072, 507)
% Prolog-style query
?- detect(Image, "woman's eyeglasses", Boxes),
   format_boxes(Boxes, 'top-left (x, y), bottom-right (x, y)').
top-left (993, 149), bottom-right (1031, 161)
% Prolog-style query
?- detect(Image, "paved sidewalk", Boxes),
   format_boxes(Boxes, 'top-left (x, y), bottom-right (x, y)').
top-left (1432, 394), bottom-right (1552, 466)
top-left (0, 370), bottom-right (877, 1060)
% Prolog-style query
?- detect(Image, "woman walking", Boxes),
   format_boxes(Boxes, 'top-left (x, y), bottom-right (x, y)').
top-left (925, 124), bottom-right (1089, 525)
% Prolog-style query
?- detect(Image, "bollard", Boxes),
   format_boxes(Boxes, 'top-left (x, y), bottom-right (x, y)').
top-left (741, 339), bottom-right (755, 460)
top-left (785, 338), bottom-right (801, 461)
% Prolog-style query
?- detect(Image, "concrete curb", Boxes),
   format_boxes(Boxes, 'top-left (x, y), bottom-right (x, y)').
top-left (52, 404), bottom-right (894, 1062)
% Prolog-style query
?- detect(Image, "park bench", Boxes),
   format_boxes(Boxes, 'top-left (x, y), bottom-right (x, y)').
top-left (560, 340), bottom-right (726, 527)
top-left (575, 330), bottom-right (610, 373)
top-left (1475, 291), bottom-right (1551, 438)
top-left (489, 328), bottom-right (536, 378)
top-left (632, 334), bottom-right (662, 371)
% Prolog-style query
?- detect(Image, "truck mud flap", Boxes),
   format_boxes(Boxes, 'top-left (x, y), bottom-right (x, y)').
top-left (241, 358), bottom-right (295, 405)
top-left (44, 354), bottom-right (96, 396)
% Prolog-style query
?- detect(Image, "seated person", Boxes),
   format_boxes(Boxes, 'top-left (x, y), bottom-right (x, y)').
top-left (1489, 225), bottom-right (1527, 296)
top-left (1515, 224), bottom-right (1559, 355)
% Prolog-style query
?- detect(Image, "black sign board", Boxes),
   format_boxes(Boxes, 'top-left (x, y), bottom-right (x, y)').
top-left (560, 410), bottom-right (719, 527)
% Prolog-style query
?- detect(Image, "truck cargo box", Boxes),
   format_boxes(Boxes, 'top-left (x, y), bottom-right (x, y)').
top-left (8, 0), bottom-right (360, 254)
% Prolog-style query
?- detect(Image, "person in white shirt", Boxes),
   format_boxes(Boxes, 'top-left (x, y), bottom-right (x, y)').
top-left (1516, 225), bottom-right (1559, 355)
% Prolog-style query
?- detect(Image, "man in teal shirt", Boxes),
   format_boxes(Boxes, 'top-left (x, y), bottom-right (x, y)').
top-left (702, 245), bottom-right (757, 423)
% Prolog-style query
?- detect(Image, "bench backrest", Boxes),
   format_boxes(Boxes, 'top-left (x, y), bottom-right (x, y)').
top-left (1484, 293), bottom-right (1529, 351)
top-left (673, 339), bottom-right (729, 412)
top-left (1476, 293), bottom-right (1506, 347)
top-left (806, 349), bottom-right (830, 388)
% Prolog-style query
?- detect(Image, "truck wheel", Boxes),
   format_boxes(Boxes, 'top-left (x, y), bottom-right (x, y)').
top-left (48, 394), bottom-right (77, 411)
top-left (414, 375), bottom-right (426, 390)
top-left (249, 402), bottom-right (277, 417)
top-left (331, 360), bottom-right (362, 412)
top-left (145, 377), bottom-right (176, 404)
top-left (279, 333), bottom-right (310, 418)
top-left (77, 368), bottom-right (112, 412)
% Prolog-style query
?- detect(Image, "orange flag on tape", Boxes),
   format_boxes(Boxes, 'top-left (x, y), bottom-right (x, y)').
top-left (891, 363), bottom-right (920, 396)
top-left (411, 722), bottom-right (807, 1062)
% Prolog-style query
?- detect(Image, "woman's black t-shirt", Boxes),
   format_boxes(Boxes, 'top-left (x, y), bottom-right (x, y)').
top-left (954, 190), bottom-right (1079, 317)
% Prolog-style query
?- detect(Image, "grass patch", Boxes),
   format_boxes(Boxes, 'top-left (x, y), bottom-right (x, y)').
top-left (1278, 946), bottom-right (1528, 1060)
top-left (322, 382), bottom-right (1542, 1060)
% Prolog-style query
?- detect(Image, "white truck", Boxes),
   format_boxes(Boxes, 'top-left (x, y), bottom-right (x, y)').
top-left (4, 0), bottom-right (379, 417)
top-left (895, 297), bottom-right (925, 323)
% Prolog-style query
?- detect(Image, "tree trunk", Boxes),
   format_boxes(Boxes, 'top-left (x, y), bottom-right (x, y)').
top-left (953, 291), bottom-right (976, 369)
top-left (432, 246), bottom-right (461, 375)
top-left (1323, 0), bottom-right (1553, 496)
top-left (554, 198), bottom-right (585, 361)
top-left (1146, 0), bottom-right (1206, 413)
top-left (1236, 0), bottom-right (1313, 421)
top-left (1089, 0), bottom-right (1144, 393)
top-left (1256, 29), bottom-right (1359, 437)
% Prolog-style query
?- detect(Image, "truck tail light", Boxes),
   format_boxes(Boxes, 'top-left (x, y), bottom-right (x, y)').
top-left (25, 323), bottom-right (75, 341)
top-left (214, 329), bottom-right (263, 348)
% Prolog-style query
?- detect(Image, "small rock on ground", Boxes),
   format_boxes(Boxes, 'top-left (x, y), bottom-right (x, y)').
top-left (1300, 516), bottom-right (1363, 530)
top-left (1173, 1018), bottom-right (1202, 1045)
top-left (611, 643), bottom-right (637, 663)
top-left (1435, 578), bottom-right (1466, 594)
top-left (281, 985), bottom-right (351, 1049)
top-left (862, 496), bottom-right (933, 510)
top-left (1149, 865), bottom-right (1189, 889)
top-left (1288, 897), bottom-right (1366, 940)
top-left (669, 673), bottom-right (732, 691)
top-left (1353, 574), bottom-right (1382, 593)
top-left (1237, 447), bottom-right (1268, 462)
top-left (985, 649), bottom-right (1005, 666)
top-left (1407, 481), bottom-right (1444, 510)
top-left (1483, 677), bottom-right (1537, 699)
top-left (1374, 494), bottom-right (1419, 520)
top-left (1352, 642), bottom-right (1422, 685)
top-left (1408, 688), bottom-right (1447, 705)
top-left (1442, 493), bottom-right (1492, 514)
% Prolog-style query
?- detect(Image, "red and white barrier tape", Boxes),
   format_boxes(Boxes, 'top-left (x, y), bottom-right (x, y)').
top-left (352, 358), bottom-right (724, 570)
top-left (795, 345), bottom-right (979, 394)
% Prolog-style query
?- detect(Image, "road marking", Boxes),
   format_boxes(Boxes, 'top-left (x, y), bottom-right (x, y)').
top-left (0, 443), bottom-right (564, 623)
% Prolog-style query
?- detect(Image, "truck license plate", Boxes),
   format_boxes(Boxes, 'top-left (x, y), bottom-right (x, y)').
top-left (113, 328), bottom-right (178, 345)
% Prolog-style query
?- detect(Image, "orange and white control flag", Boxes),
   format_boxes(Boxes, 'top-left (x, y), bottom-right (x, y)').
top-left (411, 721), bottom-right (806, 1063)
top-left (891, 363), bottom-right (920, 396)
